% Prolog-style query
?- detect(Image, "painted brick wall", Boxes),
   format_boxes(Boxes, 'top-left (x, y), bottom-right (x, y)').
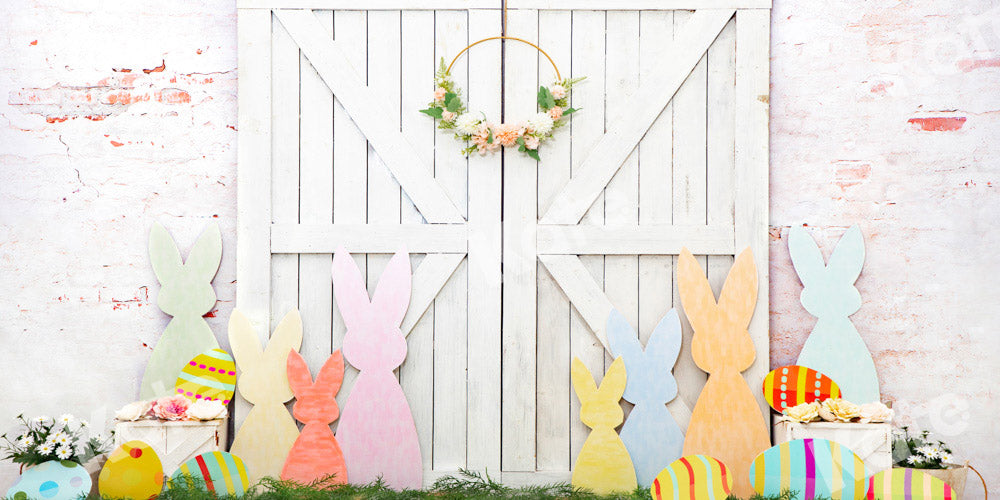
top-left (1, 0), bottom-right (997, 493)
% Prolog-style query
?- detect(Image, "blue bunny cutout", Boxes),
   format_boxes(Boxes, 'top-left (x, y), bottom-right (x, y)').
top-left (607, 308), bottom-right (684, 487)
top-left (790, 225), bottom-right (880, 403)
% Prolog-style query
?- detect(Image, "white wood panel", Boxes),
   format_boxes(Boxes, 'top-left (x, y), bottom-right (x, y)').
top-left (464, 8), bottom-right (503, 474)
top-left (508, 0), bottom-right (770, 8)
top-left (241, 0), bottom-right (769, 8)
top-left (536, 225), bottom-right (734, 255)
top-left (241, 0), bottom-right (496, 9)
top-left (271, 224), bottom-right (468, 254)
top-left (501, 8), bottom-right (539, 472)
top-left (736, 8), bottom-right (772, 420)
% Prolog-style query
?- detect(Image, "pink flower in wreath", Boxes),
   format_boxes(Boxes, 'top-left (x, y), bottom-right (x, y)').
top-left (493, 123), bottom-right (524, 147)
top-left (472, 124), bottom-right (499, 155)
top-left (524, 136), bottom-right (540, 150)
top-left (548, 106), bottom-right (564, 121)
top-left (434, 87), bottom-right (448, 102)
top-left (442, 110), bottom-right (457, 122)
top-left (152, 395), bottom-right (190, 420)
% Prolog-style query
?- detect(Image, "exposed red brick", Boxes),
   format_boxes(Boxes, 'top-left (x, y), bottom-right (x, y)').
top-left (84, 115), bottom-right (106, 121)
top-left (29, 40), bottom-right (37, 46)
top-left (908, 117), bottom-right (966, 131)
top-left (157, 89), bottom-right (191, 104)
top-left (110, 140), bottom-right (124, 147)
top-left (957, 57), bottom-right (1000, 72)
top-left (45, 116), bottom-right (68, 123)
top-left (143, 60), bottom-right (166, 74)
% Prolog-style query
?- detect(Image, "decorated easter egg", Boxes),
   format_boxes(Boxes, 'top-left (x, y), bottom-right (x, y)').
top-left (651, 455), bottom-right (732, 500)
top-left (174, 348), bottom-right (237, 404)
top-left (867, 468), bottom-right (954, 500)
top-left (170, 451), bottom-right (251, 496)
top-left (99, 440), bottom-right (164, 500)
top-left (763, 365), bottom-right (841, 413)
top-left (750, 438), bottom-right (867, 500)
top-left (6, 460), bottom-right (92, 500)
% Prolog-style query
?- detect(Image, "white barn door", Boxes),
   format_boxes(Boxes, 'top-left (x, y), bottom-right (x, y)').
top-left (237, 0), bottom-right (769, 485)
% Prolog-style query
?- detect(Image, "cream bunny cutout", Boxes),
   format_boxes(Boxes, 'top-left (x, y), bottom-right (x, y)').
top-left (677, 248), bottom-right (769, 497)
top-left (140, 222), bottom-right (222, 399)
top-left (228, 309), bottom-right (303, 483)
top-left (571, 356), bottom-right (637, 495)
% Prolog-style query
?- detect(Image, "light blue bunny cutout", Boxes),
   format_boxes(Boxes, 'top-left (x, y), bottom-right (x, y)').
top-left (607, 308), bottom-right (684, 487)
top-left (790, 225), bottom-right (880, 403)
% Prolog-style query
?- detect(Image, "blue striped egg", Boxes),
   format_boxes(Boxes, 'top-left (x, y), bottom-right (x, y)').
top-left (169, 452), bottom-right (250, 497)
top-left (750, 439), bottom-right (868, 500)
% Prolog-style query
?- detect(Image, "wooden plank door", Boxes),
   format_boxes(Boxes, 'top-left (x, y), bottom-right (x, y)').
top-left (237, 0), bottom-right (769, 485)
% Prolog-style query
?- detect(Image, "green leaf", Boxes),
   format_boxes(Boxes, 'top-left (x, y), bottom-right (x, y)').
top-left (526, 149), bottom-right (541, 161)
top-left (486, 129), bottom-right (494, 144)
top-left (420, 107), bottom-right (444, 119)
top-left (563, 107), bottom-right (579, 115)
top-left (444, 92), bottom-right (461, 112)
top-left (537, 87), bottom-right (556, 110)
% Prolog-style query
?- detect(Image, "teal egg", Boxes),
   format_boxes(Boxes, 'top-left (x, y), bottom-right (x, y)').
top-left (6, 460), bottom-right (91, 500)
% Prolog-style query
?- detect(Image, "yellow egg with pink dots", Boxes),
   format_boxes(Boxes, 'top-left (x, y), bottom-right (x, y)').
top-left (173, 348), bottom-right (237, 404)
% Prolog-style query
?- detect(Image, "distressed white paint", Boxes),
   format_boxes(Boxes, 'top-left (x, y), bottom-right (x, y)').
top-left (1, 0), bottom-right (999, 496)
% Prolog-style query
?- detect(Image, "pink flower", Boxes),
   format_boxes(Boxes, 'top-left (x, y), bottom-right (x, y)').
top-left (472, 123), bottom-right (498, 155)
top-left (442, 110), bottom-right (456, 122)
top-left (548, 106), bottom-right (563, 121)
top-left (434, 87), bottom-right (448, 102)
top-left (152, 395), bottom-right (191, 421)
top-left (524, 136), bottom-right (540, 150)
top-left (493, 123), bottom-right (524, 147)
top-left (550, 84), bottom-right (567, 99)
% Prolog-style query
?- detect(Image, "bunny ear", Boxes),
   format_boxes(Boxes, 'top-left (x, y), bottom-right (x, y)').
top-left (826, 225), bottom-right (865, 284)
top-left (677, 248), bottom-right (716, 333)
top-left (315, 350), bottom-right (345, 396)
top-left (264, 309), bottom-right (304, 361)
top-left (717, 247), bottom-right (759, 328)
top-left (371, 248), bottom-right (412, 328)
top-left (184, 222), bottom-right (223, 282)
top-left (597, 357), bottom-right (627, 402)
top-left (285, 350), bottom-right (314, 397)
top-left (788, 226), bottom-right (827, 287)
top-left (332, 247), bottom-right (372, 331)
top-left (149, 222), bottom-right (183, 284)
top-left (570, 357), bottom-right (598, 402)
top-left (647, 309), bottom-right (683, 369)
top-left (228, 309), bottom-right (263, 370)
top-left (606, 309), bottom-right (641, 363)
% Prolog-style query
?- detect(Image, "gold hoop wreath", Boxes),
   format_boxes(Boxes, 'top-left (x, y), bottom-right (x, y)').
top-left (420, 35), bottom-right (585, 161)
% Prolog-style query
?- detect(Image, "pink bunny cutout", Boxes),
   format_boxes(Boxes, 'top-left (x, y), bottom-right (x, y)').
top-left (282, 349), bottom-right (348, 485)
top-left (332, 247), bottom-right (422, 490)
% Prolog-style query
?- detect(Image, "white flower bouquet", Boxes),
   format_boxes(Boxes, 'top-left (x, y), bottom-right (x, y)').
top-left (0, 414), bottom-right (112, 469)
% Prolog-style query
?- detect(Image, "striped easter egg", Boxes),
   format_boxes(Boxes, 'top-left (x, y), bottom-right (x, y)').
top-left (750, 438), bottom-right (867, 500)
top-left (651, 455), bottom-right (732, 500)
top-left (170, 452), bottom-right (251, 497)
top-left (174, 348), bottom-right (237, 404)
top-left (866, 468), bottom-right (954, 500)
top-left (763, 365), bottom-right (841, 413)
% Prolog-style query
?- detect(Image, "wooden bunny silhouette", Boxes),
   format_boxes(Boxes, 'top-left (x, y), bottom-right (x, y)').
top-left (790, 225), bottom-right (879, 403)
top-left (332, 247), bottom-right (422, 490)
top-left (282, 350), bottom-right (348, 485)
top-left (571, 356), bottom-right (637, 495)
top-left (607, 308), bottom-right (684, 487)
top-left (228, 309), bottom-right (303, 483)
top-left (677, 248), bottom-right (769, 497)
top-left (141, 222), bottom-right (222, 399)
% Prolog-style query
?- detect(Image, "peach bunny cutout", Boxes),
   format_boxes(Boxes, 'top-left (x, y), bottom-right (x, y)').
top-left (282, 350), bottom-right (348, 485)
top-left (228, 309), bottom-right (303, 484)
top-left (677, 248), bottom-right (769, 497)
top-left (332, 247), bottom-right (422, 490)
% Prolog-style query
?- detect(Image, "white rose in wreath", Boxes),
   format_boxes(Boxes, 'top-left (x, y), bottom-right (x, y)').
top-left (526, 112), bottom-right (554, 135)
top-left (186, 399), bottom-right (228, 421)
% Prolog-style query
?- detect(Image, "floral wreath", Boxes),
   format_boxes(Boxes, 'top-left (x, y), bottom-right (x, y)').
top-left (420, 42), bottom-right (584, 161)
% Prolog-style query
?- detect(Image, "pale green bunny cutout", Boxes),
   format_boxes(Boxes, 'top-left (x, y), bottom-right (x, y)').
top-left (139, 222), bottom-right (222, 400)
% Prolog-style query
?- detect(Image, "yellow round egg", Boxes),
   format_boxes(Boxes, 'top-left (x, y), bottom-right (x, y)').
top-left (174, 348), bottom-right (237, 404)
top-left (99, 440), bottom-right (164, 500)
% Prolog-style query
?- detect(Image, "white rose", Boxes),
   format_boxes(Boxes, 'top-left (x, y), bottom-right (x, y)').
top-left (550, 84), bottom-right (567, 99)
top-left (186, 400), bottom-right (228, 421)
top-left (858, 402), bottom-right (893, 423)
top-left (526, 112), bottom-right (554, 135)
top-left (115, 401), bottom-right (152, 421)
top-left (454, 113), bottom-right (481, 136)
top-left (783, 401), bottom-right (821, 423)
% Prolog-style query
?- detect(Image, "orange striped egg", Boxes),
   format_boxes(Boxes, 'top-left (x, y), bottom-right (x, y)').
top-left (763, 365), bottom-right (841, 413)
top-left (174, 348), bottom-right (237, 404)
top-left (867, 468), bottom-right (954, 500)
top-left (651, 455), bottom-right (732, 500)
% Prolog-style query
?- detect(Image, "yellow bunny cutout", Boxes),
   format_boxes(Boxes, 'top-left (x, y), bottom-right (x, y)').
top-left (571, 356), bottom-right (637, 495)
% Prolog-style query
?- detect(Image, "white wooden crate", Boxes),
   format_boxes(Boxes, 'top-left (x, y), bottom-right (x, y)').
top-left (773, 420), bottom-right (892, 473)
top-left (114, 419), bottom-right (228, 476)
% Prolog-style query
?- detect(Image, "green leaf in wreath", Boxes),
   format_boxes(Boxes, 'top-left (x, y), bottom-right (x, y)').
top-left (420, 107), bottom-right (444, 119)
top-left (526, 148), bottom-right (541, 161)
top-left (445, 92), bottom-right (462, 112)
top-left (487, 129), bottom-right (494, 144)
top-left (563, 107), bottom-right (579, 115)
top-left (537, 87), bottom-right (556, 110)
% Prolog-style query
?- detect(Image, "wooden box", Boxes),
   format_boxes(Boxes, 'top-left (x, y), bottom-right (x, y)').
top-left (113, 419), bottom-right (228, 475)
top-left (773, 420), bottom-right (893, 473)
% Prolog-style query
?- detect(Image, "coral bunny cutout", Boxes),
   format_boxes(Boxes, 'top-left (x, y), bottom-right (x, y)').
top-left (282, 350), bottom-right (348, 485)
top-left (228, 309), bottom-right (303, 483)
top-left (677, 248), bottom-right (769, 498)
top-left (607, 308), bottom-right (684, 487)
top-left (571, 357), bottom-right (637, 495)
top-left (332, 247), bottom-right (422, 490)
